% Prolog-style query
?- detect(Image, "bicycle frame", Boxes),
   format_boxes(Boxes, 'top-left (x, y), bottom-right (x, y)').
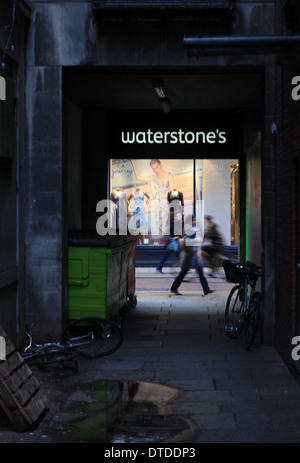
top-left (227, 266), bottom-right (262, 352)
top-left (23, 339), bottom-right (68, 357)
top-left (67, 331), bottom-right (95, 348)
top-left (23, 324), bottom-right (66, 353)
top-left (242, 272), bottom-right (258, 320)
top-left (22, 317), bottom-right (124, 364)
top-left (23, 329), bottom-right (95, 354)
top-left (224, 261), bottom-right (261, 338)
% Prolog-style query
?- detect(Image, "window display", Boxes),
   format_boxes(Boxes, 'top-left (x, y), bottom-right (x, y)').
top-left (195, 159), bottom-right (239, 246)
top-left (109, 158), bottom-right (239, 246)
top-left (110, 159), bottom-right (194, 244)
top-left (127, 188), bottom-right (150, 232)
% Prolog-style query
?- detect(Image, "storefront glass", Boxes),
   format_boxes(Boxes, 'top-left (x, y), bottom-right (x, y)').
top-left (109, 158), bottom-right (238, 246)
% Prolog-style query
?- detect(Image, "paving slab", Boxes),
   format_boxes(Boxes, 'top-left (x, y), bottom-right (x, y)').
top-left (1, 270), bottom-right (300, 443)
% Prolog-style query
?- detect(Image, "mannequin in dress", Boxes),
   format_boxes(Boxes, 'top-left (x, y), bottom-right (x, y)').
top-left (128, 187), bottom-right (150, 230)
top-left (131, 159), bottom-right (174, 234)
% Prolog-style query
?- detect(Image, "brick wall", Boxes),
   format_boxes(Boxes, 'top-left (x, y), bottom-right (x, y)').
top-left (274, 20), bottom-right (300, 369)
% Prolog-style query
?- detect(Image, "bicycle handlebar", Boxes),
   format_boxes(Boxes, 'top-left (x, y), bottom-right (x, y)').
top-left (244, 261), bottom-right (262, 275)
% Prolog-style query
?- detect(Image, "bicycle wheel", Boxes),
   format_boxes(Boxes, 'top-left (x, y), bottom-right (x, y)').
top-left (243, 292), bottom-right (261, 350)
top-left (225, 285), bottom-right (244, 338)
top-left (65, 317), bottom-right (123, 358)
top-left (22, 347), bottom-right (77, 367)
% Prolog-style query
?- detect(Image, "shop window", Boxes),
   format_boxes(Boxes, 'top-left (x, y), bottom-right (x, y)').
top-left (109, 158), bottom-right (239, 247)
top-left (110, 159), bottom-right (193, 244)
top-left (196, 159), bottom-right (239, 247)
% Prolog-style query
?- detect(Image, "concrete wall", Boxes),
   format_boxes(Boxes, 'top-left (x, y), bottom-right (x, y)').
top-left (24, 0), bottom-right (277, 341)
top-left (0, 1), bottom-right (30, 345)
top-left (273, 0), bottom-right (300, 370)
top-left (24, 65), bottom-right (65, 341)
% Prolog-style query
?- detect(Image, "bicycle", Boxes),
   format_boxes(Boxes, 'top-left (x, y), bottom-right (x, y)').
top-left (223, 260), bottom-right (262, 350)
top-left (21, 316), bottom-right (123, 367)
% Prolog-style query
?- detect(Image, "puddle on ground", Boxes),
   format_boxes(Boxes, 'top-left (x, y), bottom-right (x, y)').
top-left (48, 381), bottom-right (199, 443)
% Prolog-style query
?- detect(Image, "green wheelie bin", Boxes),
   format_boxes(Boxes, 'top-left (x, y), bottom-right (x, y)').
top-left (68, 232), bottom-right (137, 320)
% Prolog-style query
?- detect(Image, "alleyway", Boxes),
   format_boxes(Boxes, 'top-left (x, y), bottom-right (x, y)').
top-left (1, 268), bottom-right (300, 443)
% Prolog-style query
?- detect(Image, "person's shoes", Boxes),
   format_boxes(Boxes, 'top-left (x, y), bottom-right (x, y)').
top-left (170, 289), bottom-right (182, 295)
top-left (204, 289), bottom-right (216, 296)
top-left (156, 269), bottom-right (164, 274)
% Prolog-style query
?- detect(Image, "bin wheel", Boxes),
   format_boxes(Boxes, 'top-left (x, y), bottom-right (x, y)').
top-left (126, 293), bottom-right (137, 310)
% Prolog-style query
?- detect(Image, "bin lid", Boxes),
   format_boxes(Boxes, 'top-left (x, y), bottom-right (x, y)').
top-left (68, 230), bottom-right (136, 248)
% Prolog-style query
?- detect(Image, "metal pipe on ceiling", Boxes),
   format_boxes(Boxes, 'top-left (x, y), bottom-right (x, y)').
top-left (183, 35), bottom-right (300, 49)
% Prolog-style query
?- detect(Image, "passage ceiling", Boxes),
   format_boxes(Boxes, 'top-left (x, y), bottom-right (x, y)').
top-left (65, 70), bottom-right (262, 111)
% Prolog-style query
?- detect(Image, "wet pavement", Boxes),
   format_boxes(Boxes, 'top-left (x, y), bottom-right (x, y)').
top-left (42, 380), bottom-right (198, 443)
top-left (1, 267), bottom-right (300, 443)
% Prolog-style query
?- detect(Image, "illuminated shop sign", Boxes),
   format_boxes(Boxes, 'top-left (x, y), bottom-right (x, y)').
top-left (108, 112), bottom-right (239, 157)
top-left (120, 128), bottom-right (227, 145)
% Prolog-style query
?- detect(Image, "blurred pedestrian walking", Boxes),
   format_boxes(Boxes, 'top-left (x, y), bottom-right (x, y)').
top-left (170, 216), bottom-right (215, 296)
